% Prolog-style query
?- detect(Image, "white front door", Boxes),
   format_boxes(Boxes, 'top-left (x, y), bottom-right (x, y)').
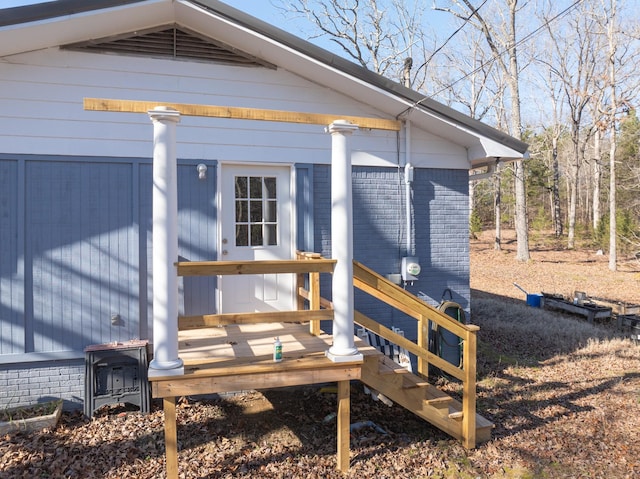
top-left (219, 164), bottom-right (295, 313)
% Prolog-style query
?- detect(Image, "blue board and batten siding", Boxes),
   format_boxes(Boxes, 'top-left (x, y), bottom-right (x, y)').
top-left (0, 155), bottom-right (217, 408)
top-left (0, 156), bottom-right (469, 409)
top-left (314, 165), bottom-right (470, 341)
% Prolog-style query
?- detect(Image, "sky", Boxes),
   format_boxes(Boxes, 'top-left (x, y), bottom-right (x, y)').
top-left (2, 0), bottom-right (306, 42)
top-left (2, 1), bottom-right (286, 25)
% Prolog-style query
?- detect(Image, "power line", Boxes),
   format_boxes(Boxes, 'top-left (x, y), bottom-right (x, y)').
top-left (402, 0), bottom-right (585, 116)
top-left (413, 0), bottom-right (489, 79)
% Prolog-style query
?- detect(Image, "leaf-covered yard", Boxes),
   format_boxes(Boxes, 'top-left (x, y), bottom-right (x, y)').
top-left (2, 232), bottom-right (640, 478)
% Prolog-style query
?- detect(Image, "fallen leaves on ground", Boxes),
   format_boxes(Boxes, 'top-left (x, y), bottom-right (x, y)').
top-left (2, 231), bottom-right (640, 478)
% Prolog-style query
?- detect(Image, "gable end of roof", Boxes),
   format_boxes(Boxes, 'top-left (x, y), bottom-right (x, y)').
top-left (0, 0), bottom-right (528, 158)
top-left (63, 24), bottom-right (275, 68)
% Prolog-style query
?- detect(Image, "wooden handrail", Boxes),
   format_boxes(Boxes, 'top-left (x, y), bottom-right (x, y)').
top-left (176, 258), bottom-right (336, 276)
top-left (179, 309), bottom-right (334, 330)
top-left (177, 254), bottom-right (335, 337)
top-left (354, 311), bottom-right (465, 381)
top-left (351, 259), bottom-right (477, 449)
top-left (353, 261), bottom-right (479, 337)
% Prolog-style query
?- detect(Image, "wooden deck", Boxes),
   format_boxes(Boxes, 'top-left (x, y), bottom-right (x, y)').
top-left (148, 322), bottom-right (367, 478)
top-left (150, 322), bottom-right (365, 398)
top-left (147, 255), bottom-right (488, 478)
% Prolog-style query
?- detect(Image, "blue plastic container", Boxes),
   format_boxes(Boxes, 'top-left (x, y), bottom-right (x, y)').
top-left (526, 293), bottom-right (543, 307)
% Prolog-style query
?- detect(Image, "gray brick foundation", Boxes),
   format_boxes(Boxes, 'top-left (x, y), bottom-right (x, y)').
top-left (0, 360), bottom-right (84, 411)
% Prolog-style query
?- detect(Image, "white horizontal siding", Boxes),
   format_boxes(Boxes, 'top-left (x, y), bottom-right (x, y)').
top-left (0, 48), bottom-right (467, 168)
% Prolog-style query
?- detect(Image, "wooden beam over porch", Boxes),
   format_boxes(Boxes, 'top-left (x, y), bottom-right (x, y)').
top-left (83, 97), bottom-right (402, 131)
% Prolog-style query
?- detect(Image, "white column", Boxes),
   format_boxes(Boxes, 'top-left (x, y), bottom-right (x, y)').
top-left (148, 106), bottom-right (183, 373)
top-left (326, 120), bottom-right (363, 363)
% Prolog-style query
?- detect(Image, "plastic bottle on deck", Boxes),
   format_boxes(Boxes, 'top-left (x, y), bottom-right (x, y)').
top-left (273, 337), bottom-right (282, 362)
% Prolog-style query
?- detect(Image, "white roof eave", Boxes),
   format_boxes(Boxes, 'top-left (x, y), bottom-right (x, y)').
top-left (0, 0), bottom-right (172, 57)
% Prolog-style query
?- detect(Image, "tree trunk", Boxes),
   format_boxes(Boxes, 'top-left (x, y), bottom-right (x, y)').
top-left (506, 1), bottom-right (529, 261)
top-left (607, 0), bottom-right (617, 271)
top-left (567, 133), bottom-right (580, 249)
top-left (609, 135), bottom-right (617, 269)
top-left (592, 128), bottom-right (602, 231)
top-left (514, 159), bottom-right (529, 259)
top-left (494, 168), bottom-right (501, 250)
top-left (552, 138), bottom-right (562, 237)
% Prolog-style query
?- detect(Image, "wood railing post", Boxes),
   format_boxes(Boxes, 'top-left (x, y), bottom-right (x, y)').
top-left (163, 397), bottom-right (178, 479)
top-left (296, 252), bottom-right (306, 312)
top-left (461, 329), bottom-right (477, 448)
top-left (417, 314), bottom-right (429, 378)
top-left (306, 253), bottom-right (323, 336)
top-left (296, 252), bottom-right (323, 335)
top-left (308, 269), bottom-right (321, 335)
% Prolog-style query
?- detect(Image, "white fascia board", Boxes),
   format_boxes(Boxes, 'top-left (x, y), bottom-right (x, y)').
top-left (0, 0), bottom-right (172, 57)
top-left (468, 138), bottom-right (528, 167)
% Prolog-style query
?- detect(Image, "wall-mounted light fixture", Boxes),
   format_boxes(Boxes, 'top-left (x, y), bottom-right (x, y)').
top-left (197, 163), bottom-right (207, 180)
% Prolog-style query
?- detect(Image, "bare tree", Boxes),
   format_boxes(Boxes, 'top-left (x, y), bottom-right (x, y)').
top-left (427, 27), bottom-right (508, 250)
top-left (426, 27), bottom-right (501, 121)
top-left (541, 1), bottom-right (601, 249)
top-left (594, 0), bottom-right (640, 269)
top-left (280, 0), bottom-right (429, 83)
top-left (434, 0), bottom-right (530, 261)
top-left (605, 0), bottom-right (618, 270)
top-left (533, 58), bottom-right (566, 238)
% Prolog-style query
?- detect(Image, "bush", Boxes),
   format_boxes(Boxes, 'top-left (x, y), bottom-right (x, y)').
top-left (469, 208), bottom-right (483, 238)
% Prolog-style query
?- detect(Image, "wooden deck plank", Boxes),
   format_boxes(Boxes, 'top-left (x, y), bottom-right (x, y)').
top-left (150, 322), bottom-right (365, 397)
top-left (176, 322), bottom-right (336, 363)
top-left (152, 366), bottom-right (360, 398)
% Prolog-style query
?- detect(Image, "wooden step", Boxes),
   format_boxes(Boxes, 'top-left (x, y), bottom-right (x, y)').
top-left (360, 349), bottom-right (494, 445)
top-left (376, 356), bottom-right (409, 375)
top-left (445, 404), bottom-right (495, 443)
top-left (374, 357), bottom-right (433, 390)
top-left (448, 410), bottom-right (464, 420)
top-left (424, 395), bottom-right (452, 409)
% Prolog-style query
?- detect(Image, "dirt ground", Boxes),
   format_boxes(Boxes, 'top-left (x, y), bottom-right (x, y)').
top-left (1, 230), bottom-right (640, 478)
top-left (471, 229), bottom-right (640, 306)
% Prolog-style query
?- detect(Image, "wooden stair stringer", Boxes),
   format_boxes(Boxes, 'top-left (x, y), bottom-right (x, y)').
top-left (360, 349), bottom-right (494, 444)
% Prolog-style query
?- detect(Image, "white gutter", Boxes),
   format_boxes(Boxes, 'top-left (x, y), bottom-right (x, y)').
top-left (404, 121), bottom-right (413, 256)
